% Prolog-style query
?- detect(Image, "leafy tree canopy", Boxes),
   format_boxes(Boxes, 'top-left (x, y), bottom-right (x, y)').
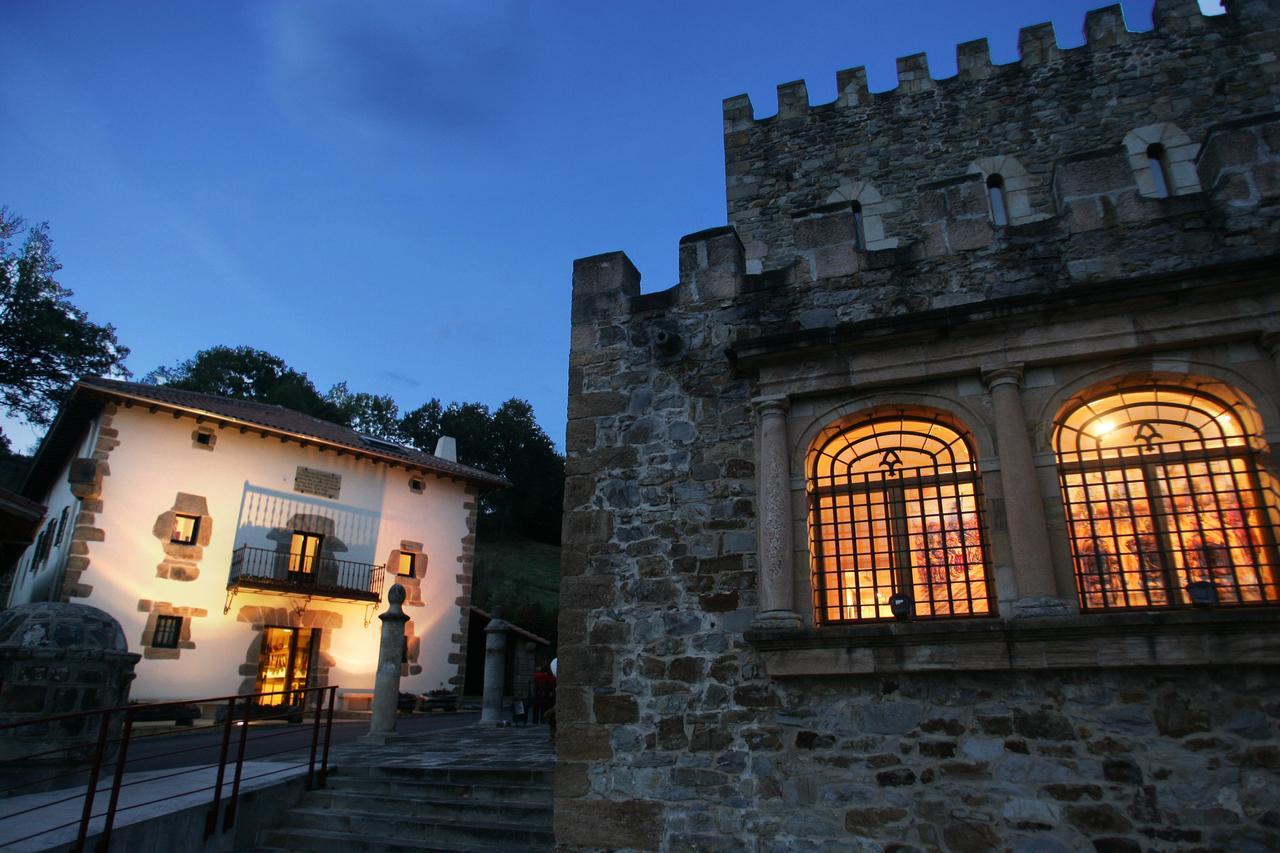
top-left (0, 208), bottom-right (130, 427)
top-left (145, 346), bottom-right (343, 423)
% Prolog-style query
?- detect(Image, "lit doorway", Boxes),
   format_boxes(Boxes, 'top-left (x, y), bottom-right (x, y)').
top-left (255, 626), bottom-right (318, 710)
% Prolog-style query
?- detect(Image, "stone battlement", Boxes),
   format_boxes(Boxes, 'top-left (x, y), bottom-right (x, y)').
top-left (723, 2), bottom-right (1217, 129)
top-left (720, 0), bottom-right (1279, 277)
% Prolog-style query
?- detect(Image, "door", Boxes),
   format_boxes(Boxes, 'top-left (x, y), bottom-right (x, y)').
top-left (255, 627), bottom-right (318, 709)
top-left (287, 532), bottom-right (322, 586)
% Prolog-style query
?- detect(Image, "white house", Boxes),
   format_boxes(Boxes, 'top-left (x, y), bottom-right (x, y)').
top-left (6, 378), bottom-right (507, 709)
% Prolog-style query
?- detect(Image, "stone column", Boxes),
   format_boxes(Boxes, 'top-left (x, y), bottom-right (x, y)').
top-left (752, 396), bottom-right (802, 629)
top-left (480, 609), bottom-right (509, 725)
top-left (982, 366), bottom-right (1064, 614)
top-left (364, 584), bottom-right (409, 742)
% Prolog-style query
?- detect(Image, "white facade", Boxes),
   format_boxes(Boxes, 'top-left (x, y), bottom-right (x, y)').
top-left (9, 391), bottom-right (484, 705)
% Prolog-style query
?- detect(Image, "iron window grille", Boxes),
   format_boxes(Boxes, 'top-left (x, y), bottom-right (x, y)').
top-left (809, 413), bottom-right (996, 623)
top-left (1055, 384), bottom-right (1280, 611)
top-left (152, 615), bottom-right (182, 649)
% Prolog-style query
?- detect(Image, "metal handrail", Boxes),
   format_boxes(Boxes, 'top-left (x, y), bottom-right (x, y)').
top-left (229, 544), bottom-right (385, 600)
top-left (0, 684), bottom-right (339, 853)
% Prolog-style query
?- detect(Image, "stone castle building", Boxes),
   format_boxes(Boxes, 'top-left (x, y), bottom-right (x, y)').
top-left (559, 1), bottom-right (1280, 850)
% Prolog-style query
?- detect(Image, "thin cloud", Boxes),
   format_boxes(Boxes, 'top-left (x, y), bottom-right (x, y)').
top-left (254, 0), bottom-right (532, 144)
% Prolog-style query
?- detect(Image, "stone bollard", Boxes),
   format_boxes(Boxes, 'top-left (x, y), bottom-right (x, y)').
top-left (480, 608), bottom-right (509, 725)
top-left (362, 583), bottom-right (409, 744)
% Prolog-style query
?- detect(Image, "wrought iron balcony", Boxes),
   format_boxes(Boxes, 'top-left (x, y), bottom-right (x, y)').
top-left (228, 545), bottom-right (384, 603)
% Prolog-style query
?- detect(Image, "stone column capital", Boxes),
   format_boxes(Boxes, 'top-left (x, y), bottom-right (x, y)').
top-left (752, 395), bottom-right (790, 419)
top-left (981, 364), bottom-right (1025, 391)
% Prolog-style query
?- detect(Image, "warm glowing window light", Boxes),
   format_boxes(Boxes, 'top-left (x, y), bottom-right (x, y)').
top-left (398, 552), bottom-right (416, 577)
top-left (288, 531), bottom-right (322, 574)
top-left (808, 414), bottom-right (995, 623)
top-left (1054, 383), bottom-right (1280, 611)
top-left (171, 514), bottom-right (199, 545)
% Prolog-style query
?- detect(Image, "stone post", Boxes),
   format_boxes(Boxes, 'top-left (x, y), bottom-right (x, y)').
top-left (364, 583), bottom-right (409, 743)
top-left (752, 396), bottom-right (802, 629)
top-left (480, 609), bottom-right (509, 725)
top-left (982, 366), bottom-right (1065, 615)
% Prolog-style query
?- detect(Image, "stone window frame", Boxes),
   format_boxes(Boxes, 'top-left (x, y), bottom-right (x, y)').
top-left (788, 393), bottom-right (1004, 628)
top-left (152, 493), bottom-right (213, 583)
top-left (152, 614), bottom-right (183, 649)
top-left (191, 427), bottom-right (217, 450)
top-left (386, 540), bottom-right (428, 607)
top-left (1051, 377), bottom-right (1280, 612)
top-left (823, 179), bottom-right (898, 251)
top-left (805, 407), bottom-right (1000, 625)
top-left (1124, 123), bottom-right (1202, 198)
top-left (967, 155), bottom-right (1050, 227)
top-left (137, 600), bottom-right (206, 660)
top-left (408, 477), bottom-right (425, 494)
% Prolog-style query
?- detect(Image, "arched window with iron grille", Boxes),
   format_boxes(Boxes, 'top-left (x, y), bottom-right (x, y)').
top-left (1054, 382), bottom-right (1280, 611)
top-left (808, 412), bottom-right (995, 623)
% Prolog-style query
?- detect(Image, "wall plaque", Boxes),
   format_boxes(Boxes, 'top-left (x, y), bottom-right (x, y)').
top-left (294, 466), bottom-right (342, 499)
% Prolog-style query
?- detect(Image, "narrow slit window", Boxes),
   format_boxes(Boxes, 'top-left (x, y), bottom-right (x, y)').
top-left (153, 615), bottom-right (183, 649)
top-left (171, 514), bottom-right (200, 545)
top-left (851, 201), bottom-right (865, 250)
top-left (398, 552), bottom-right (416, 577)
top-left (1147, 144), bottom-right (1171, 198)
top-left (986, 175), bottom-right (1008, 227)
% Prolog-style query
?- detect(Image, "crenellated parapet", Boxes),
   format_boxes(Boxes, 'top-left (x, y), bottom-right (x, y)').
top-left (724, 1), bottom-right (1280, 275)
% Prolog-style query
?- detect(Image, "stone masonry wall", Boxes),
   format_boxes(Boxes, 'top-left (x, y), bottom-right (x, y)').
top-left (558, 2), bottom-right (1280, 850)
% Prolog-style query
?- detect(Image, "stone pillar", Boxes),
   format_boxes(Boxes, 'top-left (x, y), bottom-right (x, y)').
top-left (365, 584), bottom-right (409, 741)
top-left (982, 366), bottom-right (1065, 615)
top-left (752, 396), bottom-right (802, 629)
top-left (480, 609), bottom-right (509, 725)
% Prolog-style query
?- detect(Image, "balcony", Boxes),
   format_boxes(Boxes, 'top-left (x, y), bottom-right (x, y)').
top-left (227, 545), bottom-right (384, 603)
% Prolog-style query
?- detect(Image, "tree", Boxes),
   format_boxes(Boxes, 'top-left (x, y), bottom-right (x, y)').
top-left (0, 208), bottom-right (130, 426)
top-left (399, 397), bottom-right (563, 544)
top-left (145, 346), bottom-right (342, 423)
top-left (325, 382), bottom-right (403, 441)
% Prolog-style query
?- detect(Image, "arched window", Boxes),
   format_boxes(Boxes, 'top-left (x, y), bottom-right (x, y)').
top-left (986, 175), bottom-right (1009, 227)
top-left (1147, 144), bottom-right (1171, 199)
top-left (850, 201), bottom-right (865, 250)
top-left (1054, 383), bottom-right (1280, 611)
top-left (808, 413), bottom-right (995, 623)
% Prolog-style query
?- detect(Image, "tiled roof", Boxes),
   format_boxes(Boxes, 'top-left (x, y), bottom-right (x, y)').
top-left (75, 377), bottom-right (509, 489)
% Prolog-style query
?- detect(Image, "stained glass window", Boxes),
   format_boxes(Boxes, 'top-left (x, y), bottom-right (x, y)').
top-left (1054, 383), bottom-right (1280, 611)
top-left (809, 413), bottom-right (995, 623)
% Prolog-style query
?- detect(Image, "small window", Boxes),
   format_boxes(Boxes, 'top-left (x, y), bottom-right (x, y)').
top-left (409, 478), bottom-right (424, 494)
top-left (986, 175), bottom-right (1009, 227)
top-left (171, 514), bottom-right (200, 545)
top-left (53, 507), bottom-right (69, 547)
top-left (153, 615), bottom-right (183, 649)
top-left (1147, 144), bottom-right (1171, 199)
top-left (398, 552), bottom-right (416, 577)
top-left (850, 201), bottom-right (865, 250)
top-left (195, 431), bottom-right (213, 446)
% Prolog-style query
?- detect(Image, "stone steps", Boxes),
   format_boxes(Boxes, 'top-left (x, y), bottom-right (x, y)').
top-left (248, 764), bottom-right (553, 853)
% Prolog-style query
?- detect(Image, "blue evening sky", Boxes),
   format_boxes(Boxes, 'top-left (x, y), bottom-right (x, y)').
top-left (1, 0), bottom-right (1221, 453)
